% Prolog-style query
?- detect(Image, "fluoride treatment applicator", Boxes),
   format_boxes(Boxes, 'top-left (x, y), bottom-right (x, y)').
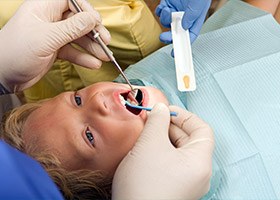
top-left (125, 101), bottom-right (177, 117)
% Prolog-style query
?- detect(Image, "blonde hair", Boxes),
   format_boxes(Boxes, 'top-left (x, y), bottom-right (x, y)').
top-left (1, 102), bottom-right (112, 200)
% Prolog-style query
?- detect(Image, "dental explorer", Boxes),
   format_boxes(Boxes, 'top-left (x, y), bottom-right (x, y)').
top-left (69, 0), bottom-right (138, 96)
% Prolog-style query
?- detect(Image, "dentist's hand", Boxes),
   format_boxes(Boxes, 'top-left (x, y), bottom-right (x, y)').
top-left (0, 0), bottom-right (110, 92)
top-left (112, 103), bottom-right (214, 200)
top-left (156, 0), bottom-right (211, 44)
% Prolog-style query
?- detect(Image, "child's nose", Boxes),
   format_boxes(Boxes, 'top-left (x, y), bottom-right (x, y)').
top-left (85, 92), bottom-right (110, 116)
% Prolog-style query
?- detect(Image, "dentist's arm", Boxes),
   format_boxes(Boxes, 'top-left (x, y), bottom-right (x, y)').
top-left (0, 0), bottom-right (110, 93)
top-left (156, 0), bottom-right (211, 44)
top-left (0, 141), bottom-right (63, 199)
top-left (112, 103), bottom-right (214, 200)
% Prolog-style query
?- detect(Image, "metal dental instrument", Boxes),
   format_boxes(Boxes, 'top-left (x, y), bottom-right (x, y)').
top-left (70, 0), bottom-right (136, 94)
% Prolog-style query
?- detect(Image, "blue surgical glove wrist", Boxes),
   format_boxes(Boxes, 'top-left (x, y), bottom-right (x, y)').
top-left (156, 0), bottom-right (212, 44)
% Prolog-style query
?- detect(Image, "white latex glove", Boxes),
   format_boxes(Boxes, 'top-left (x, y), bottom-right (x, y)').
top-left (112, 103), bottom-right (214, 200)
top-left (0, 0), bottom-right (110, 92)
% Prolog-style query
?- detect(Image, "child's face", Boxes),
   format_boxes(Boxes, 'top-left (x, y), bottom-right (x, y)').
top-left (23, 82), bottom-right (168, 175)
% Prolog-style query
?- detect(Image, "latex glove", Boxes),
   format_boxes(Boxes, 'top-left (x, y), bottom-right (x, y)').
top-left (0, 0), bottom-right (110, 92)
top-left (156, 0), bottom-right (211, 44)
top-left (112, 103), bottom-right (214, 200)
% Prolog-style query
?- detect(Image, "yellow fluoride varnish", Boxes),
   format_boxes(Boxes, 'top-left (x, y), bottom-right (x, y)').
top-left (183, 75), bottom-right (190, 88)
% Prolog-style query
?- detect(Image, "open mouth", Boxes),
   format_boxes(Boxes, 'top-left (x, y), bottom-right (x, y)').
top-left (119, 89), bottom-right (143, 115)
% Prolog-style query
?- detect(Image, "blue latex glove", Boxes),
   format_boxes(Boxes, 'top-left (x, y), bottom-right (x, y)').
top-left (156, 0), bottom-right (211, 44)
top-left (0, 140), bottom-right (63, 200)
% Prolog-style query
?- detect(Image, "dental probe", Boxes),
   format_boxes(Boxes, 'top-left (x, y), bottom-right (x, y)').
top-left (125, 101), bottom-right (178, 117)
top-left (70, 0), bottom-right (136, 94)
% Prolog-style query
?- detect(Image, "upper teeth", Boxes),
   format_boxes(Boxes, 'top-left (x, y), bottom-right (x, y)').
top-left (119, 94), bottom-right (138, 107)
top-left (119, 95), bottom-right (126, 106)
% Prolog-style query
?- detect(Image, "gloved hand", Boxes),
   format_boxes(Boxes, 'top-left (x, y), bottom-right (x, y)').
top-left (156, 0), bottom-right (211, 44)
top-left (112, 103), bottom-right (214, 200)
top-left (0, 0), bottom-right (110, 92)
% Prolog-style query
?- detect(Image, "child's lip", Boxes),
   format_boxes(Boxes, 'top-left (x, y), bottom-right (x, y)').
top-left (139, 88), bottom-right (148, 107)
top-left (138, 88), bottom-right (149, 119)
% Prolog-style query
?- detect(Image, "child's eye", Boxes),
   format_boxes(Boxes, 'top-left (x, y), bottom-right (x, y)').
top-left (74, 94), bottom-right (82, 106)
top-left (86, 129), bottom-right (94, 145)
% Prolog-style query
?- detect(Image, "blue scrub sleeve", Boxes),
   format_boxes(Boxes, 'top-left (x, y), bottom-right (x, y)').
top-left (0, 140), bottom-right (63, 200)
